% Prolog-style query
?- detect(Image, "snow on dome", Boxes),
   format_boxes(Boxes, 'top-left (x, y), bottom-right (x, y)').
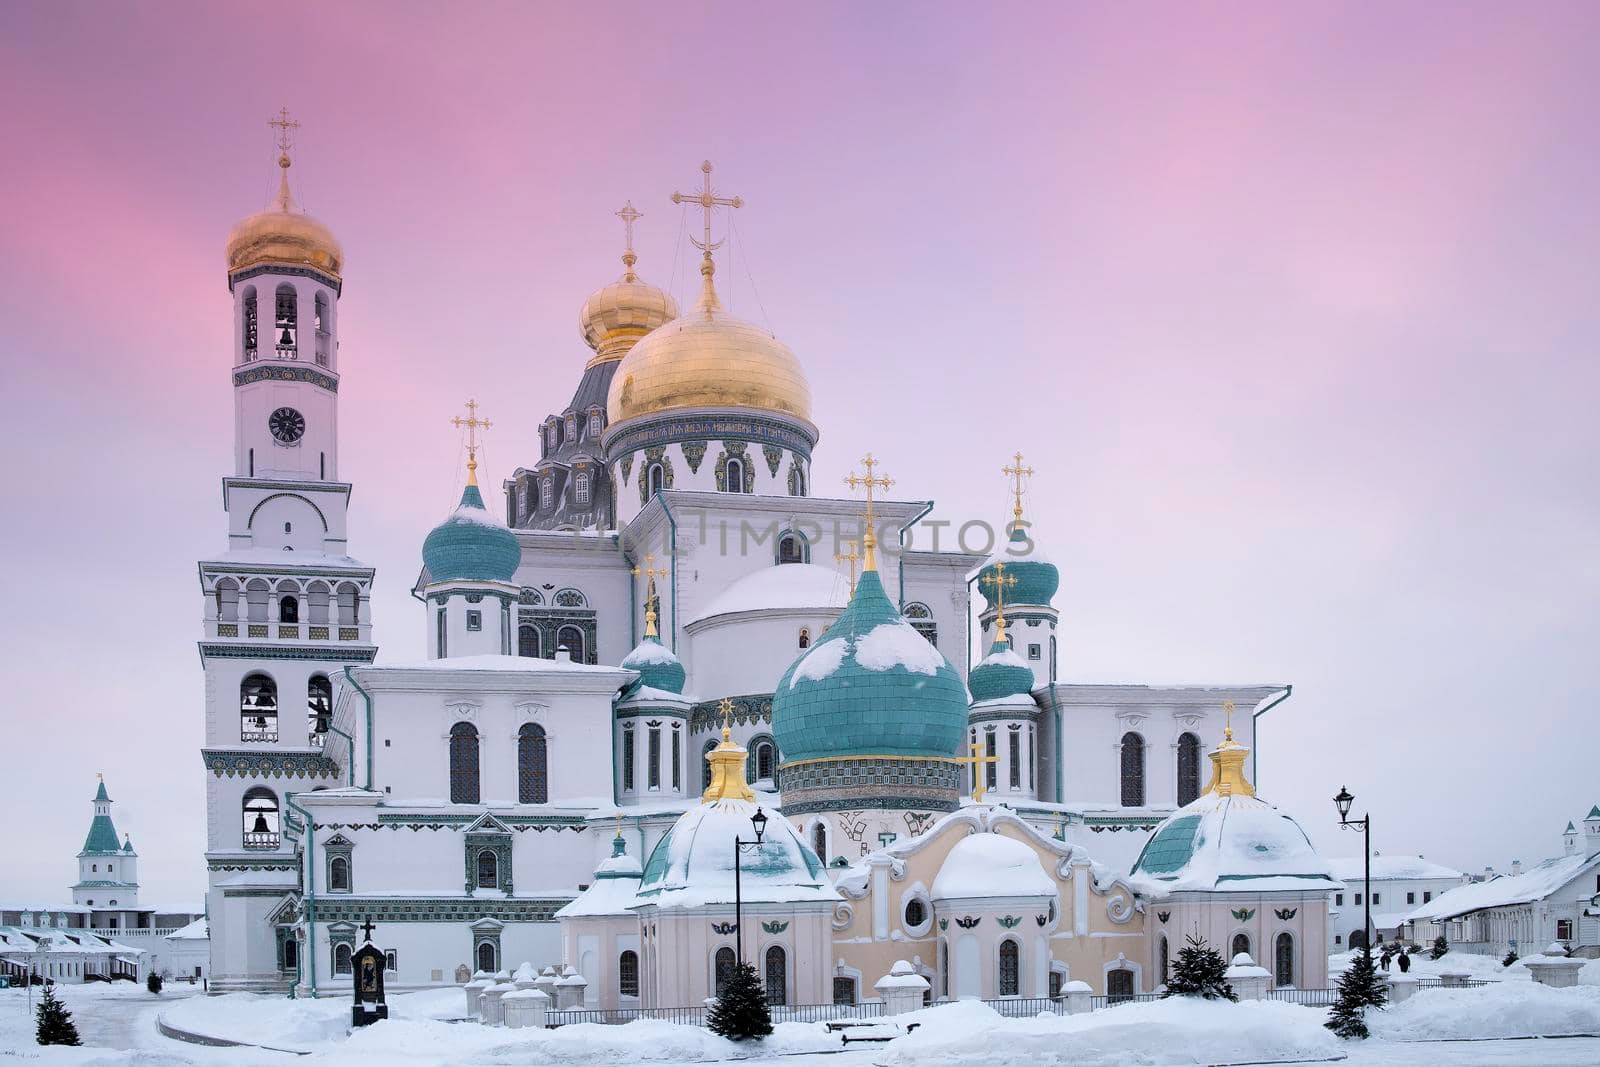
top-left (636, 798), bottom-right (837, 910)
top-left (687, 563), bottom-right (849, 624)
top-left (932, 833), bottom-right (1056, 900)
top-left (1128, 789), bottom-right (1338, 897)
top-left (968, 640), bottom-right (1036, 702)
top-left (421, 481), bottom-right (520, 584)
top-left (620, 636), bottom-right (686, 695)
top-left (976, 525), bottom-right (1059, 609)
top-left (556, 837), bottom-right (644, 919)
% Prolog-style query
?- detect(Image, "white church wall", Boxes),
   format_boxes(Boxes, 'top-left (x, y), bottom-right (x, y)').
top-left (512, 537), bottom-right (632, 665)
top-left (685, 611), bottom-right (842, 699)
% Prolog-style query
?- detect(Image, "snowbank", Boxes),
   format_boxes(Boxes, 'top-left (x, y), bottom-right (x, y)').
top-left (878, 996), bottom-right (1342, 1067)
top-left (1369, 981), bottom-right (1600, 1041)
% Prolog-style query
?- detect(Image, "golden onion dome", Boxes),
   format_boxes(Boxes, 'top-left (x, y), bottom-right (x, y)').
top-left (578, 252), bottom-right (680, 365)
top-left (225, 154), bottom-right (343, 280)
top-left (606, 253), bottom-right (811, 425)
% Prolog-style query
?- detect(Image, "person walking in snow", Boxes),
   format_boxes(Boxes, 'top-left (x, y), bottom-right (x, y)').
top-left (1397, 949), bottom-right (1411, 973)
top-left (1379, 946), bottom-right (1393, 971)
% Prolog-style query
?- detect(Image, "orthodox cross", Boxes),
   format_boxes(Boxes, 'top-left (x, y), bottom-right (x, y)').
top-left (962, 740), bottom-right (998, 804)
top-left (1221, 699), bottom-right (1236, 745)
top-left (718, 696), bottom-right (737, 739)
top-left (268, 106), bottom-right (300, 156)
top-left (981, 560), bottom-right (1017, 643)
top-left (671, 160), bottom-right (743, 253)
top-left (451, 399), bottom-right (491, 485)
top-left (630, 553), bottom-right (668, 637)
top-left (844, 454), bottom-right (893, 572)
top-left (834, 540), bottom-right (860, 595)
top-left (359, 916), bottom-right (376, 943)
top-left (616, 201), bottom-right (643, 275)
top-left (1002, 451), bottom-right (1035, 528)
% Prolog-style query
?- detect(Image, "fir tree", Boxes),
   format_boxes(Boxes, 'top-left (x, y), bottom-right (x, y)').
top-left (146, 972), bottom-right (164, 994)
top-left (35, 983), bottom-right (82, 1047)
top-left (706, 961), bottom-right (772, 1041)
top-left (1326, 948), bottom-right (1387, 1040)
top-left (1502, 949), bottom-right (1519, 967)
top-left (1429, 935), bottom-right (1448, 961)
top-left (1161, 934), bottom-right (1236, 1001)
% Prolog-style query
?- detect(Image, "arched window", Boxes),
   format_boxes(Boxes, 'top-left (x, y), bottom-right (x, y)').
top-left (557, 625), bottom-right (586, 663)
top-left (1231, 932), bottom-right (1251, 961)
top-left (476, 850), bottom-right (498, 890)
top-left (541, 476), bottom-right (554, 507)
top-left (998, 940), bottom-right (1020, 996)
top-left (449, 722), bottom-right (480, 804)
top-left (619, 950), bottom-right (639, 998)
top-left (246, 579), bottom-right (270, 623)
top-left (307, 674), bottom-right (332, 740)
top-left (904, 897), bottom-right (926, 928)
top-left (282, 937), bottom-right (298, 970)
top-left (336, 583), bottom-right (358, 626)
top-left (903, 602), bottom-right (937, 646)
top-left (725, 458), bottom-right (745, 493)
top-left (334, 943), bottom-right (352, 975)
top-left (755, 742), bottom-right (775, 783)
top-left (476, 942), bottom-right (496, 973)
top-left (798, 627), bottom-right (810, 649)
top-left (1119, 732), bottom-right (1146, 807)
top-left (241, 287), bottom-right (258, 360)
top-left (242, 787), bottom-right (280, 850)
top-left (329, 856), bottom-right (350, 892)
top-left (702, 740), bottom-right (718, 792)
top-left (1160, 936), bottom-right (1170, 985)
top-left (588, 412), bottom-right (602, 439)
top-left (647, 463), bottom-right (665, 499)
top-left (565, 415), bottom-right (576, 441)
top-left (1275, 933), bottom-right (1295, 988)
top-left (313, 293), bottom-right (330, 365)
top-left (306, 581), bottom-right (330, 624)
top-left (518, 624), bottom-right (540, 658)
top-left (777, 532), bottom-right (807, 564)
top-left (518, 723), bottom-right (548, 804)
top-left (765, 945), bottom-right (787, 1006)
top-left (274, 283), bottom-right (297, 355)
top-left (714, 946), bottom-right (737, 997)
top-left (241, 673), bottom-right (278, 742)
top-left (1177, 732), bottom-right (1201, 806)
top-left (812, 823), bottom-right (827, 863)
top-left (574, 472), bottom-right (591, 505)
top-left (278, 594), bottom-right (298, 623)
top-left (215, 578), bottom-right (240, 622)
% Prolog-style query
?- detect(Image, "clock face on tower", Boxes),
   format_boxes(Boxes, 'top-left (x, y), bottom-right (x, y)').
top-left (269, 407), bottom-right (306, 445)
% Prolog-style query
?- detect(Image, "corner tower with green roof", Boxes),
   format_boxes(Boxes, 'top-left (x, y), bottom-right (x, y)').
top-left (73, 776), bottom-right (139, 908)
top-left (976, 453), bottom-right (1060, 688)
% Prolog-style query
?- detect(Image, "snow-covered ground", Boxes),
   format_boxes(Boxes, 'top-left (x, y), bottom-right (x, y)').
top-left (1328, 947), bottom-right (1600, 984)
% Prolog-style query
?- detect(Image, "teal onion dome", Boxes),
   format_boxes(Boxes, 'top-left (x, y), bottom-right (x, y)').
top-left (620, 635), bottom-right (686, 695)
top-left (978, 526), bottom-right (1059, 609)
top-left (421, 481), bottom-right (520, 583)
top-left (772, 569), bottom-right (969, 762)
top-left (968, 640), bottom-right (1036, 701)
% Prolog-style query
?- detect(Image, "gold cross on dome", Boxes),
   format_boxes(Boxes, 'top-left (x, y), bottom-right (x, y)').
top-left (616, 201), bottom-right (643, 275)
top-left (718, 697), bottom-right (736, 740)
top-left (844, 454), bottom-right (894, 573)
top-left (981, 560), bottom-right (1018, 643)
top-left (1222, 699), bottom-right (1236, 744)
top-left (630, 553), bottom-right (668, 637)
top-left (961, 740), bottom-right (999, 804)
top-left (451, 399), bottom-right (492, 485)
top-left (834, 540), bottom-right (860, 595)
top-left (268, 107), bottom-right (300, 155)
top-left (1002, 452), bottom-right (1035, 527)
top-left (671, 161), bottom-right (743, 253)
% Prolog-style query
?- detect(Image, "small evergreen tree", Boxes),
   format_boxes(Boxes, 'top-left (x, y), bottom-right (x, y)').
top-left (1161, 934), bottom-right (1236, 1001)
top-left (146, 971), bottom-right (164, 994)
top-left (35, 983), bottom-right (82, 1046)
top-left (1430, 935), bottom-right (1448, 961)
top-left (706, 962), bottom-right (772, 1041)
top-left (1326, 948), bottom-right (1387, 1040)
top-left (1502, 949), bottom-right (1519, 967)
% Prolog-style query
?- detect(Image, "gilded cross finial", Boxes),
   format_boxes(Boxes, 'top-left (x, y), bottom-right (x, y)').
top-left (1002, 451), bottom-right (1035, 529)
top-left (616, 201), bottom-right (643, 278)
top-left (671, 161), bottom-right (743, 313)
top-left (981, 560), bottom-right (1018, 644)
top-left (1222, 699), bottom-right (1236, 745)
top-left (961, 740), bottom-right (999, 803)
top-left (718, 697), bottom-right (736, 742)
top-left (844, 454), bottom-right (894, 573)
top-left (451, 399), bottom-right (492, 487)
top-left (834, 540), bottom-right (860, 595)
top-left (630, 553), bottom-right (668, 638)
top-left (267, 107), bottom-right (301, 209)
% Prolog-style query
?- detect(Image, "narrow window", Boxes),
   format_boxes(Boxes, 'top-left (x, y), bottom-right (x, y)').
top-left (242, 787), bottom-right (280, 850)
top-left (575, 472), bottom-right (591, 505)
top-left (518, 723), bottom-right (548, 803)
top-left (984, 726), bottom-right (998, 791)
top-left (308, 675), bottom-right (332, 740)
top-left (1231, 932), bottom-right (1251, 960)
top-left (477, 850), bottom-right (498, 890)
top-left (647, 726), bottom-right (661, 790)
top-left (249, 447), bottom-right (254, 476)
top-left (1160, 936), bottom-right (1170, 985)
top-left (1274, 933), bottom-right (1295, 988)
top-left (998, 940), bottom-right (1019, 996)
top-left (1120, 732), bottom-right (1146, 807)
top-left (756, 742), bottom-right (775, 783)
top-left (241, 287), bottom-right (258, 361)
top-left (725, 457), bottom-right (745, 493)
top-left (313, 293), bottom-right (330, 366)
top-left (619, 950), bottom-right (639, 997)
top-left (278, 593), bottom-right (299, 623)
top-left (714, 947), bottom-right (737, 997)
top-left (588, 413), bottom-right (602, 439)
top-left (274, 284), bottom-right (297, 355)
top-left (647, 463), bottom-right (665, 499)
top-left (764, 945), bottom-right (787, 1006)
top-left (436, 609), bottom-right (447, 657)
top-left (623, 728), bottom-right (636, 791)
top-left (449, 722), bottom-right (480, 804)
top-left (215, 578), bottom-right (240, 621)
top-left (1008, 727), bottom-right (1021, 789)
top-left (477, 942), bottom-right (496, 973)
top-left (671, 726), bottom-right (682, 790)
top-left (241, 673), bottom-right (279, 742)
top-left (518, 624), bottom-right (539, 658)
top-left (384, 950), bottom-right (397, 972)
top-left (541, 477), bottom-right (554, 507)
top-left (812, 823), bottom-right (827, 863)
top-left (1028, 727), bottom-right (1035, 791)
top-left (1177, 732), bottom-right (1201, 806)
top-left (1407, 892), bottom-right (1416, 905)
top-left (334, 943), bottom-right (352, 975)
top-left (337, 584), bottom-right (358, 625)
top-left (329, 856), bottom-right (350, 892)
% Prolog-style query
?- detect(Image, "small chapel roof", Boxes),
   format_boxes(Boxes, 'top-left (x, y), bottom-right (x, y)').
top-left (421, 446), bottom-right (520, 585)
top-left (931, 833), bottom-right (1056, 900)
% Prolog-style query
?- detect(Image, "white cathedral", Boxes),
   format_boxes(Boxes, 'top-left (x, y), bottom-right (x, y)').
top-left (199, 134), bottom-right (1337, 1005)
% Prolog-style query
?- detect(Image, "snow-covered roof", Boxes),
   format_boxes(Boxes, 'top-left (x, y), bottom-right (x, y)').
top-left (1406, 851), bottom-right (1600, 923)
top-left (686, 563), bottom-right (849, 624)
top-left (932, 833), bottom-right (1055, 900)
top-left (1326, 855), bottom-right (1463, 882)
top-left (635, 798), bottom-right (838, 910)
top-left (556, 840), bottom-right (643, 919)
top-left (1128, 790), bottom-right (1339, 897)
top-left (166, 918), bottom-right (209, 941)
top-left (367, 654), bottom-right (631, 675)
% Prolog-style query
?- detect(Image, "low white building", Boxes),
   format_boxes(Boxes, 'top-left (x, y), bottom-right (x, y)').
top-left (0, 921), bottom-right (141, 985)
top-left (1403, 808), bottom-right (1600, 959)
top-left (1324, 854), bottom-right (1463, 951)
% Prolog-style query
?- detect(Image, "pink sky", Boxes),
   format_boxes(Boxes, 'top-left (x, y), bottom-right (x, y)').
top-left (2, 2), bottom-right (1597, 904)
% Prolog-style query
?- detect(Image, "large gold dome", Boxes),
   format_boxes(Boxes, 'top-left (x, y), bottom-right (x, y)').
top-left (606, 256), bottom-right (811, 425)
top-left (225, 157), bottom-right (343, 280)
top-left (579, 254), bottom-right (679, 365)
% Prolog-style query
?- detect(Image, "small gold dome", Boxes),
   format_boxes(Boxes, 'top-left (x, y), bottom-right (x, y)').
top-left (225, 156), bottom-right (343, 280)
top-left (578, 255), bottom-right (680, 365)
top-left (606, 254), bottom-right (811, 425)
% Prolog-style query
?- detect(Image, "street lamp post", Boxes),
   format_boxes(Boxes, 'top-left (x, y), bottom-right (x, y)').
top-left (1333, 786), bottom-right (1372, 955)
top-left (732, 807), bottom-right (770, 967)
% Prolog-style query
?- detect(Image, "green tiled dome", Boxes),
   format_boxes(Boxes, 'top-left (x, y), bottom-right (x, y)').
top-left (968, 640), bottom-right (1036, 701)
top-left (772, 569), bottom-right (968, 762)
top-left (978, 527), bottom-right (1059, 608)
top-left (421, 483), bottom-right (520, 583)
top-left (621, 635), bottom-right (686, 695)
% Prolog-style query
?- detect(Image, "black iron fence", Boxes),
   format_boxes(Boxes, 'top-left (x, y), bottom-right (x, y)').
top-left (546, 1001), bottom-right (885, 1028)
